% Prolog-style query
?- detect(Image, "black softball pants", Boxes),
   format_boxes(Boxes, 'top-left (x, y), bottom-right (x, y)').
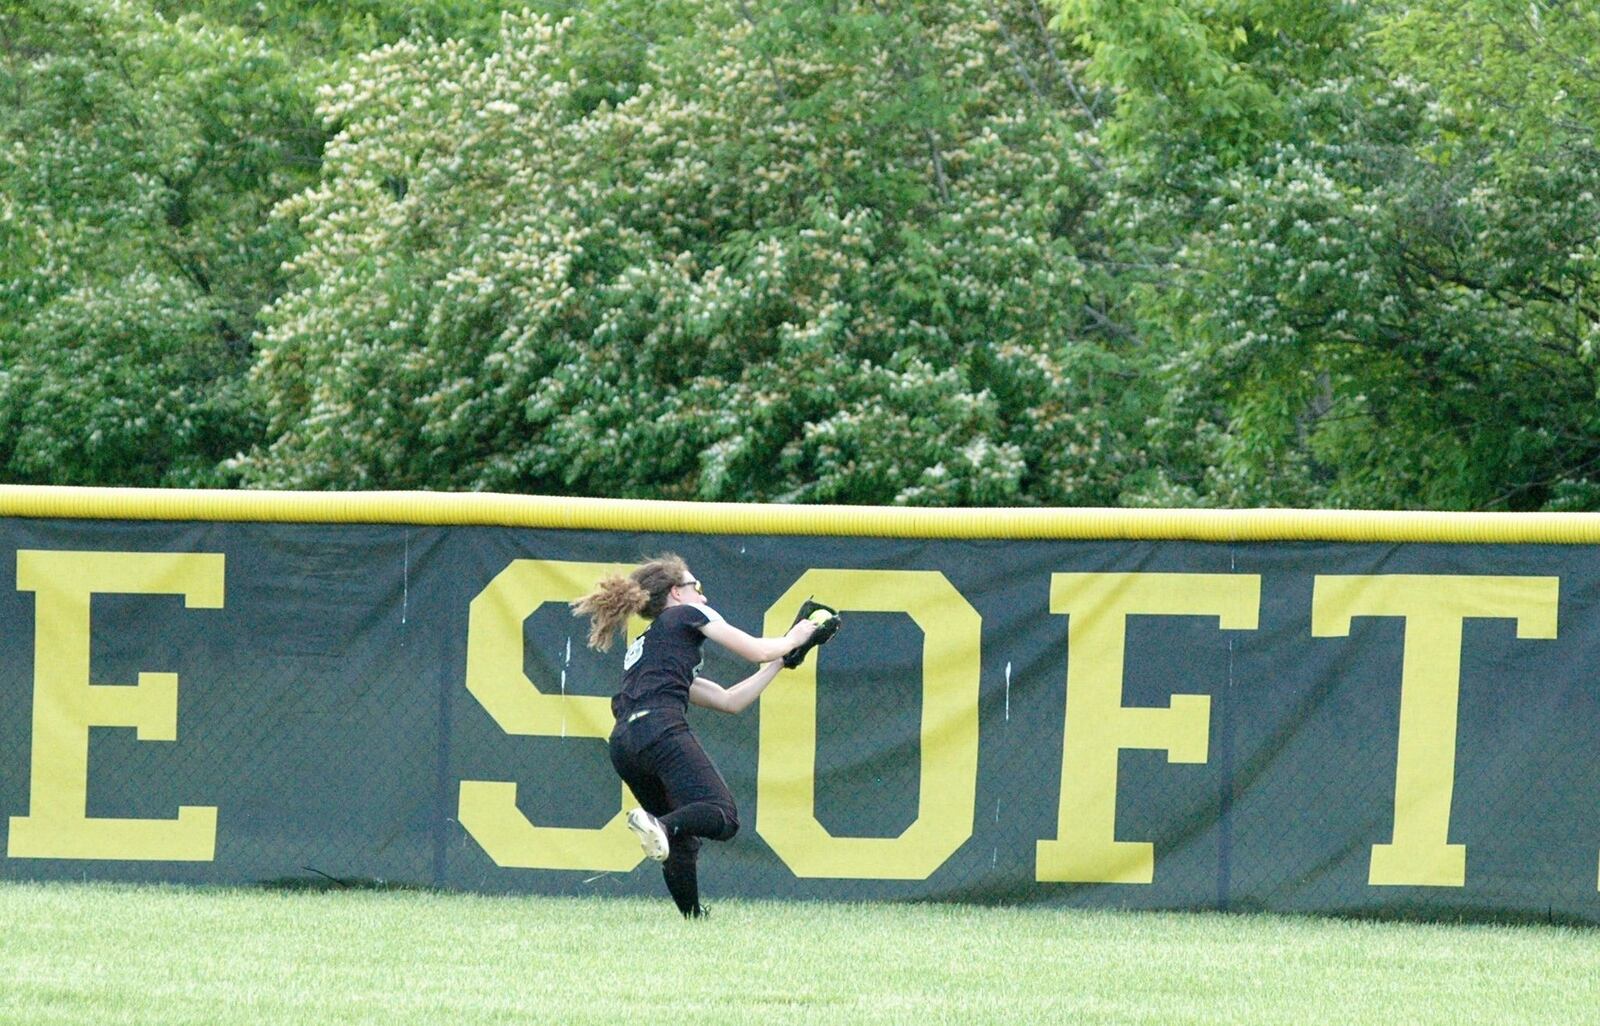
top-left (609, 711), bottom-right (738, 917)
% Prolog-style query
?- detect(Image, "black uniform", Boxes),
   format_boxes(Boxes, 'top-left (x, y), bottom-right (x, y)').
top-left (608, 603), bottom-right (738, 917)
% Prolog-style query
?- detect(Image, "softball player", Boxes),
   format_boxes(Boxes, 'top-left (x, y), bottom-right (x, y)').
top-left (572, 554), bottom-right (818, 918)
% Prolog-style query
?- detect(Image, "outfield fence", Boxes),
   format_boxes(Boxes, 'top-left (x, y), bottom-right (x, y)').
top-left (1, 485), bottom-right (1598, 923)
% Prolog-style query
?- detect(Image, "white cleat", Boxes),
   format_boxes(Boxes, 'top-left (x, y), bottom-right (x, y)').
top-left (627, 808), bottom-right (670, 862)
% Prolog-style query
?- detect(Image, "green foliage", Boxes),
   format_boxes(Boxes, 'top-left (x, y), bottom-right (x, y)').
top-left (0, 0), bottom-right (319, 485)
top-left (241, 2), bottom-right (1140, 504)
top-left (7, 0), bottom-right (1598, 510)
top-left (149, 0), bottom-right (527, 62)
top-left (1375, 0), bottom-right (1600, 159)
top-left (1061, 0), bottom-right (1600, 511)
top-left (1048, 0), bottom-right (1359, 167)
top-left (1166, 90), bottom-right (1600, 509)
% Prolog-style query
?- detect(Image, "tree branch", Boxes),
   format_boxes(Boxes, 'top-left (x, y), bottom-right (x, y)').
top-left (981, 0), bottom-right (1044, 102)
top-left (1081, 301), bottom-right (1137, 343)
top-left (1027, 0), bottom-right (1103, 127)
top-left (734, 1), bottom-right (791, 103)
top-left (866, 0), bottom-right (952, 205)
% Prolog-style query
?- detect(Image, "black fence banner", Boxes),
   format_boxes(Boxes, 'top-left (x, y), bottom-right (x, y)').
top-left (2, 486), bottom-right (1598, 923)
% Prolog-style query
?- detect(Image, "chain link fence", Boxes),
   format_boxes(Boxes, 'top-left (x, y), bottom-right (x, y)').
top-left (1, 517), bottom-right (1597, 923)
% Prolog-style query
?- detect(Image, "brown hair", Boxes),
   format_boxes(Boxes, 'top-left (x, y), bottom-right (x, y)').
top-left (570, 553), bottom-right (691, 651)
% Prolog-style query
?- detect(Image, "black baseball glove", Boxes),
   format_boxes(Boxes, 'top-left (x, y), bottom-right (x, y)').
top-left (783, 598), bottom-right (841, 669)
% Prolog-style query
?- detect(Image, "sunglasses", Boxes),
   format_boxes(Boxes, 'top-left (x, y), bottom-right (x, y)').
top-left (679, 578), bottom-right (704, 595)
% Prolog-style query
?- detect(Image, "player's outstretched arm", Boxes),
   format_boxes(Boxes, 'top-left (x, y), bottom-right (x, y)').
top-left (688, 663), bottom-right (783, 714)
top-left (701, 618), bottom-right (814, 663)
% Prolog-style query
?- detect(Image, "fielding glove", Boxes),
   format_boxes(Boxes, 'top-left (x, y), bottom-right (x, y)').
top-left (783, 598), bottom-right (841, 669)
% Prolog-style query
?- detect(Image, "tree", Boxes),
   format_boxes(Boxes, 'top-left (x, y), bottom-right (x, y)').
top-left (241, 1), bottom-right (1146, 505)
top-left (1160, 86), bottom-right (1600, 510)
top-left (1048, 0), bottom-right (1358, 168)
top-left (0, 0), bottom-right (321, 485)
top-left (0, 0), bottom-right (544, 488)
top-left (1051, 0), bottom-right (1600, 510)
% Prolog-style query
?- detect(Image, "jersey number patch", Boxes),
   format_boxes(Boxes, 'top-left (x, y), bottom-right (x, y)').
top-left (622, 635), bottom-right (644, 671)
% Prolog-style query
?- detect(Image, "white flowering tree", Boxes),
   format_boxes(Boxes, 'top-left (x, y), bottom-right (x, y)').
top-left (240, 1), bottom-right (1147, 504)
top-left (16, 0), bottom-right (1591, 510)
top-left (0, 0), bottom-right (533, 488)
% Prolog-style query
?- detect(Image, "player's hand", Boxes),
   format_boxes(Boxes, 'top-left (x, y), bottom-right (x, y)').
top-left (787, 618), bottom-right (819, 645)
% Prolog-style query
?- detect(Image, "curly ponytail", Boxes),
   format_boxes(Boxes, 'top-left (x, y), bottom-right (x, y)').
top-left (570, 553), bottom-right (690, 651)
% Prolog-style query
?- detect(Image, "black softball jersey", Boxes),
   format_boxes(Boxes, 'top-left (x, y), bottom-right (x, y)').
top-left (610, 604), bottom-right (725, 719)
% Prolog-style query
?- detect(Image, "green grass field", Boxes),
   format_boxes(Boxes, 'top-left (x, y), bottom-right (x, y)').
top-left (1, 881), bottom-right (1596, 1025)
